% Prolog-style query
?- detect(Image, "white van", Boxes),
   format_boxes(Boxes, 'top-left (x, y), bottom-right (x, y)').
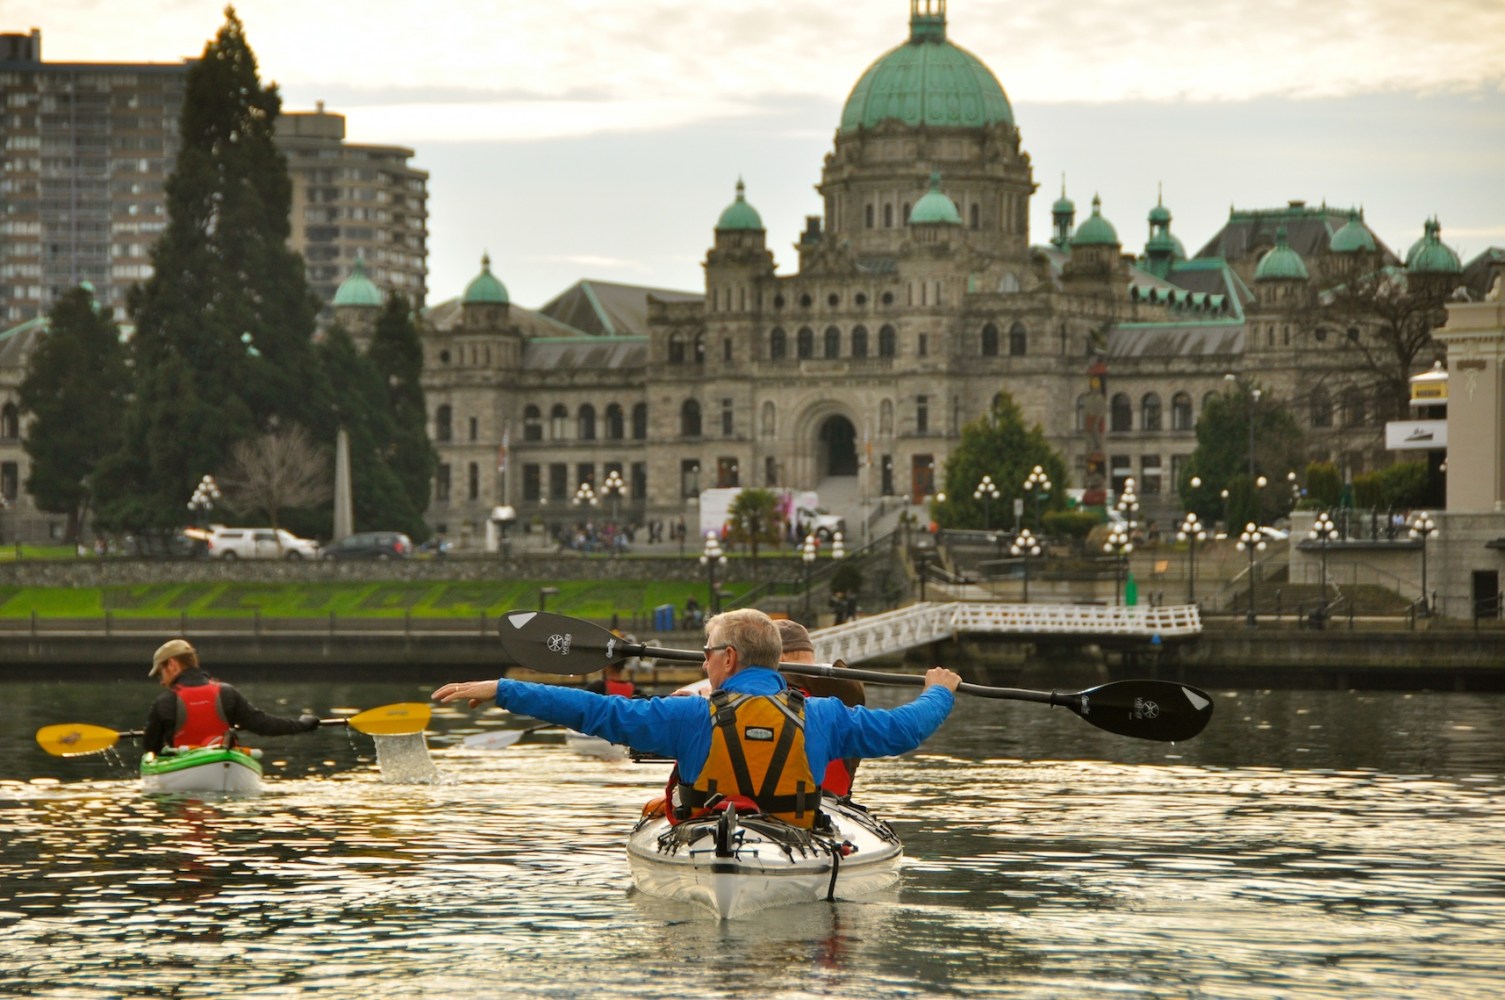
top-left (208, 527), bottom-right (319, 560)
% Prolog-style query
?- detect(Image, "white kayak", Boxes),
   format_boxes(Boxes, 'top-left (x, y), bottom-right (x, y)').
top-left (565, 730), bottom-right (630, 760)
top-left (626, 794), bottom-right (903, 919)
top-left (139, 746), bottom-right (264, 794)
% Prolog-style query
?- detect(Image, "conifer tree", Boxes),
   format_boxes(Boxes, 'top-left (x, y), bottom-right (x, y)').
top-left (366, 293), bottom-right (438, 523)
top-left (17, 286), bottom-right (129, 542)
top-left (318, 323), bottom-right (430, 540)
top-left (94, 7), bottom-right (330, 531)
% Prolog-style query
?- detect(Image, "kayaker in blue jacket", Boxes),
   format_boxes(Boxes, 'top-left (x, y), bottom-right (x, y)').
top-left (433, 609), bottom-right (959, 824)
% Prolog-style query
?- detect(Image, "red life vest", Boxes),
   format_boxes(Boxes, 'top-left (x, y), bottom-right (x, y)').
top-left (788, 681), bottom-right (858, 797)
top-left (172, 682), bottom-right (230, 748)
top-left (605, 678), bottom-right (636, 698)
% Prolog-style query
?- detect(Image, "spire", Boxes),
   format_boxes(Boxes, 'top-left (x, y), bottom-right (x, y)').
top-left (909, 0), bottom-right (946, 42)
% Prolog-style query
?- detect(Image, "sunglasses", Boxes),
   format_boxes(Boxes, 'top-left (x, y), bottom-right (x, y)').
top-left (702, 643), bottom-right (732, 658)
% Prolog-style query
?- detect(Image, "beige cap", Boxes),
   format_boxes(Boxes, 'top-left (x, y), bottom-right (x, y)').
top-left (150, 639), bottom-right (195, 677)
top-left (775, 619), bottom-right (814, 654)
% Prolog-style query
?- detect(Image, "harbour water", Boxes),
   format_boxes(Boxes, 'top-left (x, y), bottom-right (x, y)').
top-left (2, 677), bottom-right (1502, 999)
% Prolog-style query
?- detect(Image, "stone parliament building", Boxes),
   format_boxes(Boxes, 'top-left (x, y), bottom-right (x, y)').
top-left (330, 0), bottom-right (1494, 548)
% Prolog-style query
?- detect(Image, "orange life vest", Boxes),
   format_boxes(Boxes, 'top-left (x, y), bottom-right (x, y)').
top-left (172, 681), bottom-right (230, 748)
top-left (675, 688), bottom-right (818, 828)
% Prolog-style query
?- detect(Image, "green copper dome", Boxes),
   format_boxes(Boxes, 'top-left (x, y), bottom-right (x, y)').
top-left (1255, 227), bottom-right (1309, 281)
top-left (464, 253), bottom-right (510, 305)
top-left (839, 4), bottom-right (1013, 133)
top-left (910, 172), bottom-right (962, 225)
top-left (716, 179), bottom-right (764, 231)
top-left (333, 256), bottom-right (382, 307)
top-left (1407, 218), bottom-right (1462, 275)
top-left (1330, 210), bottom-right (1376, 254)
top-left (1071, 195), bottom-right (1119, 247)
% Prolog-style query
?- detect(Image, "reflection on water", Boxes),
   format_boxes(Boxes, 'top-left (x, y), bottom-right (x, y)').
top-left (1, 680), bottom-right (1502, 998)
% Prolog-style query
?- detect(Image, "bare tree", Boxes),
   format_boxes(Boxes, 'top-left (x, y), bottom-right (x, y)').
top-left (218, 426), bottom-right (333, 546)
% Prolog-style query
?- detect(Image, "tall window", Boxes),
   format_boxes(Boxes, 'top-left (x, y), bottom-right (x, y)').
top-left (468, 417), bottom-right (479, 441)
top-left (1311, 387), bottom-right (1333, 428)
top-left (769, 327), bottom-right (787, 360)
top-left (824, 326), bottom-right (841, 358)
top-left (797, 326), bottom-right (814, 359)
top-left (0, 403), bottom-right (18, 438)
top-left (550, 404), bottom-right (568, 440)
top-left (981, 323), bottom-right (999, 356)
top-left (669, 333), bottom-right (686, 364)
top-left (549, 463), bottom-right (567, 501)
top-left (1110, 393), bottom-right (1133, 433)
top-left (1008, 322), bottom-right (1027, 356)
top-left (523, 405), bottom-right (543, 442)
top-left (1141, 393), bottom-right (1162, 432)
top-left (916, 395), bottom-right (929, 434)
top-left (435, 405), bottom-right (453, 442)
top-left (522, 464), bottom-right (541, 501)
top-left (681, 399), bottom-right (702, 437)
top-left (760, 400), bottom-right (776, 437)
top-left (578, 404), bottom-right (596, 441)
top-left (435, 464), bottom-right (451, 502)
top-left (852, 325), bottom-right (868, 358)
top-left (878, 325), bottom-right (897, 357)
top-left (604, 403), bottom-right (624, 440)
top-left (1171, 392), bottom-right (1193, 431)
top-left (721, 399), bottom-right (734, 437)
top-left (468, 462), bottom-right (480, 500)
top-left (632, 403), bottom-right (648, 439)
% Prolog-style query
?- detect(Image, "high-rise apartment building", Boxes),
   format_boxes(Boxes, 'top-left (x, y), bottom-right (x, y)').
top-left (0, 29), bottom-right (189, 325)
top-left (0, 30), bottom-right (428, 327)
top-left (277, 103), bottom-right (428, 315)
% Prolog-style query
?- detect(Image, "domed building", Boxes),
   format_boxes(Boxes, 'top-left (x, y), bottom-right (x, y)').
top-left (351, 0), bottom-right (1493, 550)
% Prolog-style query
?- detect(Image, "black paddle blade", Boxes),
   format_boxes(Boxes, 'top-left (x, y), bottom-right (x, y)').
top-left (1062, 680), bottom-right (1215, 742)
top-left (498, 610), bottom-right (642, 675)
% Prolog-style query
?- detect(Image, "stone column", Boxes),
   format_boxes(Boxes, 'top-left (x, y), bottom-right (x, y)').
top-left (1434, 275), bottom-right (1505, 512)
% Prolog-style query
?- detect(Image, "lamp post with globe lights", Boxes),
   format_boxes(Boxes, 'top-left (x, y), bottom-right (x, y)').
top-left (1011, 528), bottom-right (1042, 604)
top-left (1104, 524), bottom-right (1133, 606)
top-left (801, 532), bottom-right (819, 618)
top-left (701, 531), bottom-right (728, 615)
top-left (601, 468), bottom-right (625, 524)
top-left (1176, 512), bottom-right (1207, 605)
top-left (1236, 522), bottom-right (1266, 627)
top-left (1408, 512), bottom-right (1438, 616)
top-left (1023, 465), bottom-right (1052, 531)
top-left (973, 475), bottom-right (1000, 531)
top-left (1310, 511), bottom-right (1338, 624)
top-left (188, 474), bottom-right (221, 530)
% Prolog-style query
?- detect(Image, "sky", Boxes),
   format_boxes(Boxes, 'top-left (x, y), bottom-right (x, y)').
top-left (19, 0), bottom-right (1505, 308)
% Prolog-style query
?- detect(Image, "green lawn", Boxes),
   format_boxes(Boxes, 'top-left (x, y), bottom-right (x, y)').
top-left (0, 580), bottom-right (737, 622)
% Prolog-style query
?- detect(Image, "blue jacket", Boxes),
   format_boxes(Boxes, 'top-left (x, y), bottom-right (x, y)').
top-left (492, 666), bottom-right (954, 784)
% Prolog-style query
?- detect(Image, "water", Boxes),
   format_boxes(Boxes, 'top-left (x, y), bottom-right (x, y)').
top-left (2, 678), bottom-right (1502, 999)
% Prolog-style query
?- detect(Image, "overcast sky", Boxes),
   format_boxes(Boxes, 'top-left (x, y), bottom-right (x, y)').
top-left (23, 0), bottom-right (1505, 308)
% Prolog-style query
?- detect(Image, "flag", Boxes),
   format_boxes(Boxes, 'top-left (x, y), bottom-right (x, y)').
top-left (497, 424), bottom-right (510, 474)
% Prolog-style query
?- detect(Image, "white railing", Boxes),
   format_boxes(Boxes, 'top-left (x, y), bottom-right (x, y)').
top-left (811, 601), bottom-right (1202, 665)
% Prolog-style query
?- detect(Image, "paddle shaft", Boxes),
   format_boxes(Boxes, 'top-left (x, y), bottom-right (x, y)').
top-left (634, 642), bottom-right (1065, 707)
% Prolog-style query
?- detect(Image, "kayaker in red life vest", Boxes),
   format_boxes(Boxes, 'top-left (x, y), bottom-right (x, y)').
top-left (584, 632), bottom-right (645, 698)
top-left (775, 619), bottom-right (863, 797)
top-left (142, 639), bottom-right (320, 754)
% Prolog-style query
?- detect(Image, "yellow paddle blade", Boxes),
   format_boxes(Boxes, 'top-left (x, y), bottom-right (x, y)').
top-left (346, 702), bottom-right (430, 736)
top-left (36, 723), bottom-right (123, 757)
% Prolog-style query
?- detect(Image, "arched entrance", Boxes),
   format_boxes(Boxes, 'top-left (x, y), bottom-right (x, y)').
top-left (818, 415), bottom-right (859, 477)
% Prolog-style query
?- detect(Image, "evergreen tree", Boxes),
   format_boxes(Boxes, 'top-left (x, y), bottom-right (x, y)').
top-left (1180, 382), bottom-right (1305, 529)
top-left (94, 7), bottom-right (330, 531)
top-left (16, 286), bottom-right (129, 542)
top-left (366, 293), bottom-right (437, 521)
top-left (318, 323), bottom-right (429, 540)
top-left (935, 394), bottom-right (1067, 533)
top-left (727, 487), bottom-right (783, 570)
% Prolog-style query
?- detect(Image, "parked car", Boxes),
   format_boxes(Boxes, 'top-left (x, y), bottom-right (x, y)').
top-left (208, 527), bottom-right (319, 560)
top-left (319, 531), bottom-right (413, 561)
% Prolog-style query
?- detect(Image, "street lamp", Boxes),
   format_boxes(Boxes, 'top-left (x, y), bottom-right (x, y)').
top-left (700, 531), bottom-right (727, 615)
top-left (1176, 512), bottom-right (1207, 605)
top-left (1104, 524), bottom-right (1133, 606)
top-left (973, 475), bottom-right (1000, 531)
top-left (1408, 512), bottom-right (1438, 616)
top-left (572, 481), bottom-right (597, 509)
top-left (1011, 528), bottom-right (1042, 604)
top-left (1023, 465), bottom-right (1052, 531)
top-left (1236, 522), bottom-right (1266, 627)
top-left (801, 532), bottom-right (818, 618)
top-left (601, 468), bottom-right (625, 523)
top-left (1116, 476), bottom-right (1139, 531)
top-left (187, 474), bottom-right (221, 528)
top-left (831, 531), bottom-right (846, 562)
top-left (1310, 510), bottom-right (1338, 623)
top-left (1225, 373), bottom-right (1262, 483)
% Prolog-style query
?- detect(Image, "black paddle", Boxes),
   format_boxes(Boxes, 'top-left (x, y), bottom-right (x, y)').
top-left (497, 610), bottom-right (1214, 743)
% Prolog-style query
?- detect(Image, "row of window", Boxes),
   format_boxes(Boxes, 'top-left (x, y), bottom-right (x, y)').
top-left (665, 322), bottom-right (1033, 365)
top-left (1095, 387), bottom-right (1370, 434)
